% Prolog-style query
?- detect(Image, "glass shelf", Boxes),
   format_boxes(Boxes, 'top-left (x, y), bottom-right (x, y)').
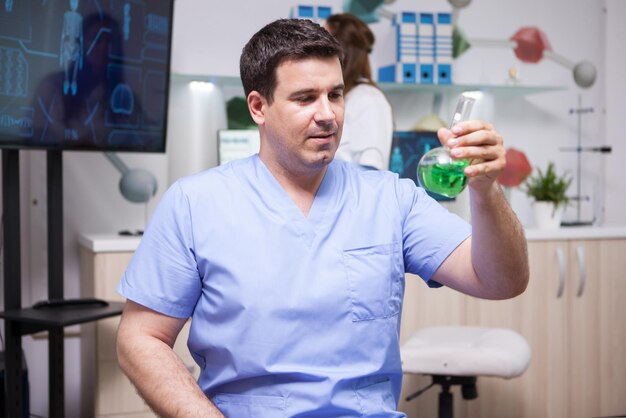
top-left (379, 82), bottom-right (566, 96)
top-left (171, 73), bottom-right (567, 96)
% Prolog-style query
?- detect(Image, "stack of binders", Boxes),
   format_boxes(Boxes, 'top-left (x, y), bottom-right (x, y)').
top-left (378, 11), bottom-right (453, 85)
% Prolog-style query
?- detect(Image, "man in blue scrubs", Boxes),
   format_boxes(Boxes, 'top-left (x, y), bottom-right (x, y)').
top-left (116, 19), bottom-right (529, 417)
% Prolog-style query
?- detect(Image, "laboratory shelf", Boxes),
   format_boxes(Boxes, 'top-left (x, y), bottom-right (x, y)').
top-left (378, 82), bottom-right (567, 96)
top-left (170, 73), bottom-right (567, 96)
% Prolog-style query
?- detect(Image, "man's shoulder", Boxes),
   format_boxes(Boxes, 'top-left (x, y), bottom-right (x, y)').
top-left (184, 156), bottom-right (254, 180)
top-left (175, 156), bottom-right (255, 194)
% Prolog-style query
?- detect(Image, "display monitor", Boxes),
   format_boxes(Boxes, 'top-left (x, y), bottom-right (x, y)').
top-left (217, 129), bottom-right (260, 165)
top-left (0, 0), bottom-right (174, 152)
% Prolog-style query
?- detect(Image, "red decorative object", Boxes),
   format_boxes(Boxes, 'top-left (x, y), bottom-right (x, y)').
top-left (498, 148), bottom-right (532, 188)
top-left (510, 27), bottom-right (552, 63)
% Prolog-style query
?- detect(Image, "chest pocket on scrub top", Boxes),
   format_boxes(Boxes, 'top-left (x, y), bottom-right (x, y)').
top-left (342, 242), bottom-right (403, 322)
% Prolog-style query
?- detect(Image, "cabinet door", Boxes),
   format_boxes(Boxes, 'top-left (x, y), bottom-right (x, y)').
top-left (462, 240), bottom-right (569, 418)
top-left (598, 239), bottom-right (626, 416)
top-left (566, 240), bottom-right (602, 418)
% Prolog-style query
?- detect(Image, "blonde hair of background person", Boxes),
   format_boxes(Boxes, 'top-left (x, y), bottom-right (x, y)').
top-left (326, 13), bottom-right (394, 170)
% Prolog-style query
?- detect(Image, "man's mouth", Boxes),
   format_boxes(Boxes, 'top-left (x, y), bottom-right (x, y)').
top-left (309, 131), bottom-right (336, 140)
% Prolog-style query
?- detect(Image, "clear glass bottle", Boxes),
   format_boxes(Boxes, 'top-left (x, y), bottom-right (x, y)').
top-left (417, 93), bottom-right (477, 198)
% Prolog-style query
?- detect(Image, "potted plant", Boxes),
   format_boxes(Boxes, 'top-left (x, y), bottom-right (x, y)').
top-left (524, 162), bottom-right (572, 229)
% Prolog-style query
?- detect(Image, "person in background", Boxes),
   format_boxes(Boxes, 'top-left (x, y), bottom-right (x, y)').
top-left (115, 18), bottom-right (528, 417)
top-left (325, 13), bottom-right (393, 170)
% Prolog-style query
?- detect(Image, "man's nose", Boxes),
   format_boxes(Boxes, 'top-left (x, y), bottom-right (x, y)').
top-left (314, 98), bottom-right (335, 124)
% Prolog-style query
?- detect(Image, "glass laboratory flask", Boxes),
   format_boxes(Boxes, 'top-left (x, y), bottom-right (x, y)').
top-left (417, 93), bottom-right (476, 198)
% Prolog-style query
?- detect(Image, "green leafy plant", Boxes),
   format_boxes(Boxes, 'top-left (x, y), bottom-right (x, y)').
top-left (524, 162), bottom-right (572, 212)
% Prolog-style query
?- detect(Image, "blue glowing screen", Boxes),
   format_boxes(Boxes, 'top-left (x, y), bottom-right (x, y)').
top-left (389, 131), bottom-right (453, 201)
top-left (0, 0), bottom-right (173, 152)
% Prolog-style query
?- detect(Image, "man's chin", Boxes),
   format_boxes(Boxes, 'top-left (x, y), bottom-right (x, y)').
top-left (305, 150), bottom-right (335, 170)
top-left (319, 147), bottom-right (338, 162)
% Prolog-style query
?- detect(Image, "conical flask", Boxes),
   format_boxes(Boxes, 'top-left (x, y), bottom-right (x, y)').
top-left (417, 93), bottom-right (476, 198)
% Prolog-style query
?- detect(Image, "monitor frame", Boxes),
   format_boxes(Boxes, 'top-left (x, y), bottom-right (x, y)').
top-left (0, 0), bottom-right (174, 153)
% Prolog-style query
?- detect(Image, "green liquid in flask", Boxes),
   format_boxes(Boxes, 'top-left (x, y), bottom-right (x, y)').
top-left (417, 160), bottom-right (469, 198)
top-left (416, 92), bottom-right (478, 197)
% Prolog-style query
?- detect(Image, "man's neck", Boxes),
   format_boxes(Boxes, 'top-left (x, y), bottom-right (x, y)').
top-left (260, 156), bottom-right (328, 218)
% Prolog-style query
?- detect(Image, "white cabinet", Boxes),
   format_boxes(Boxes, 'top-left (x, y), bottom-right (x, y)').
top-left (79, 242), bottom-right (199, 418)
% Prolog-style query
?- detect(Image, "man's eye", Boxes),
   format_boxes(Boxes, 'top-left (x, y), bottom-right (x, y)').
top-left (295, 96), bottom-right (313, 103)
top-left (329, 92), bottom-right (343, 100)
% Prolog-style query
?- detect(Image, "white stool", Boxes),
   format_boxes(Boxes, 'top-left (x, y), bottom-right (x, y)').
top-left (401, 326), bottom-right (531, 418)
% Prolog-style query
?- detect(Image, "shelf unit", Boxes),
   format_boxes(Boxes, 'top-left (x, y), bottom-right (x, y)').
top-left (379, 82), bottom-right (566, 96)
top-left (0, 149), bottom-right (124, 418)
top-left (170, 73), bottom-right (567, 96)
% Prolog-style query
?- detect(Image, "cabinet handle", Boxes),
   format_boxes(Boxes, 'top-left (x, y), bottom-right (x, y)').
top-left (556, 246), bottom-right (566, 299)
top-left (576, 246), bottom-right (586, 297)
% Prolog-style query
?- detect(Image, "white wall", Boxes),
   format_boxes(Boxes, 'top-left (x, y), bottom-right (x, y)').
top-left (604, 0), bottom-right (626, 224)
top-left (4, 0), bottom-right (621, 416)
top-left (378, 0), bottom-right (607, 226)
top-left (171, 0), bottom-right (610, 225)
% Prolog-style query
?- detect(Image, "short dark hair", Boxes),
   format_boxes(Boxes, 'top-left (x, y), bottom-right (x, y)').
top-left (240, 18), bottom-right (344, 103)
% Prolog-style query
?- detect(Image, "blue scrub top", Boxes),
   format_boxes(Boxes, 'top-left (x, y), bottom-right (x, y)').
top-left (118, 155), bottom-right (471, 417)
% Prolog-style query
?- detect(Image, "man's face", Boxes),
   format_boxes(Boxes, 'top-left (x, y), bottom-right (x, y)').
top-left (256, 57), bottom-right (345, 175)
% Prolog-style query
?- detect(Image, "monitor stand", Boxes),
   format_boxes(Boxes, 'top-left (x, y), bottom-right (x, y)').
top-left (0, 149), bottom-right (123, 418)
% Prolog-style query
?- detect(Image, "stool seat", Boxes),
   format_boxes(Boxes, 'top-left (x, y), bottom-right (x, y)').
top-left (401, 325), bottom-right (531, 379)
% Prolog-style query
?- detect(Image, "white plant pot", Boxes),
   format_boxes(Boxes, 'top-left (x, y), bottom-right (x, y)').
top-left (533, 201), bottom-right (564, 229)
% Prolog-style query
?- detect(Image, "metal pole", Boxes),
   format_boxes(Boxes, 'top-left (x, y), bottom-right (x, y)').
top-left (2, 149), bottom-right (24, 418)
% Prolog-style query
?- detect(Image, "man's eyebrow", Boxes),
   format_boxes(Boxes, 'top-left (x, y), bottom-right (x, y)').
top-left (288, 88), bottom-right (317, 98)
top-left (288, 84), bottom-right (345, 98)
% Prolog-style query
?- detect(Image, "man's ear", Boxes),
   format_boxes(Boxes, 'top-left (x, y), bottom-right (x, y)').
top-left (247, 91), bottom-right (266, 125)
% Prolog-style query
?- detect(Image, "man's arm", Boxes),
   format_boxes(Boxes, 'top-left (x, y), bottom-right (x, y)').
top-left (116, 300), bottom-right (224, 417)
top-left (431, 121), bottom-right (529, 300)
